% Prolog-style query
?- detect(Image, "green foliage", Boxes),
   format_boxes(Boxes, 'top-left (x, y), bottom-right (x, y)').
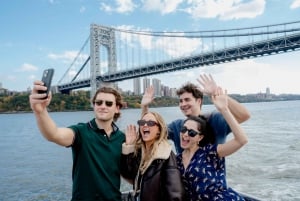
top-left (1, 91), bottom-right (300, 113)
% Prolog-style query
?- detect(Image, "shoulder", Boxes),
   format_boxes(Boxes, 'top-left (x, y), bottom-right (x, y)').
top-left (203, 111), bottom-right (228, 128)
top-left (169, 118), bottom-right (184, 126)
top-left (68, 122), bottom-right (89, 133)
top-left (203, 111), bottom-right (223, 121)
top-left (202, 144), bottom-right (218, 157)
top-left (155, 140), bottom-right (172, 160)
top-left (168, 119), bottom-right (184, 131)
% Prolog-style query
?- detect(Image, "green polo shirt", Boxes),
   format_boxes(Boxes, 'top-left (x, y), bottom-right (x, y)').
top-left (69, 119), bottom-right (125, 201)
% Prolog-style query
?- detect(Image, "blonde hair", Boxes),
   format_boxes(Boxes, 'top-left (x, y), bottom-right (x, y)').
top-left (135, 111), bottom-right (168, 173)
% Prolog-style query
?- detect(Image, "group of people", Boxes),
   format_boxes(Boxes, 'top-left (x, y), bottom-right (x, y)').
top-left (29, 74), bottom-right (250, 201)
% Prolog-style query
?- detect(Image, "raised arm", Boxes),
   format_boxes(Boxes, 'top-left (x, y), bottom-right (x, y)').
top-left (227, 96), bottom-right (250, 123)
top-left (211, 87), bottom-right (248, 158)
top-left (29, 80), bottom-right (74, 147)
top-left (197, 73), bottom-right (250, 123)
top-left (140, 86), bottom-right (154, 116)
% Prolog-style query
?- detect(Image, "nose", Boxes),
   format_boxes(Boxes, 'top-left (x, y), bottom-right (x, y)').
top-left (179, 101), bottom-right (185, 107)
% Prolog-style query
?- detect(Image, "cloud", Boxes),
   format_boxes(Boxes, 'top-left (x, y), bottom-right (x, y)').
top-left (28, 74), bottom-right (36, 80)
top-left (80, 6), bottom-right (86, 13)
top-left (147, 53), bottom-right (300, 95)
top-left (48, 0), bottom-right (59, 5)
top-left (48, 51), bottom-right (89, 64)
top-left (116, 25), bottom-right (203, 58)
top-left (290, 0), bottom-right (300, 9)
top-left (183, 0), bottom-right (265, 20)
top-left (100, 0), bottom-right (137, 13)
top-left (155, 35), bottom-right (202, 57)
top-left (142, 0), bottom-right (183, 14)
top-left (99, 0), bottom-right (266, 19)
top-left (7, 75), bottom-right (17, 81)
top-left (220, 0), bottom-right (265, 20)
top-left (16, 63), bottom-right (38, 72)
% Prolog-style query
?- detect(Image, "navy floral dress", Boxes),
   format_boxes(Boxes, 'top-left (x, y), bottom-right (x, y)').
top-left (176, 144), bottom-right (245, 201)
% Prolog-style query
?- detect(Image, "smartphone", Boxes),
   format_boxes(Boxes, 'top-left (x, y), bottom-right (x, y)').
top-left (38, 68), bottom-right (54, 99)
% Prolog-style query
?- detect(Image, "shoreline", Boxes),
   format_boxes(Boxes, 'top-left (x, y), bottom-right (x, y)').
top-left (2, 99), bottom-right (300, 114)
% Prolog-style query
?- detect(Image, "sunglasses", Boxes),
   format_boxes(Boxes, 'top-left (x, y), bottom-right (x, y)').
top-left (93, 100), bottom-right (114, 107)
top-left (137, 120), bottom-right (158, 127)
top-left (180, 126), bottom-right (200, 137)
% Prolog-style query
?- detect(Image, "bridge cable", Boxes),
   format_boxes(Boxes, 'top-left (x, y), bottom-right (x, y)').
top-left (57, 35), bottom-right (90, 84)
top-left (112, 21), bottom-right (300, 38)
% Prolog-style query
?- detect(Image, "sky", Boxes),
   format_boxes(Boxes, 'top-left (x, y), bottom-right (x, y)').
top-left (1, 0), bottom-right (300, 95)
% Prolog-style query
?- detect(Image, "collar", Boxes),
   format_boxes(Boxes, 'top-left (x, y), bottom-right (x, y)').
top-left (140, 140), bottom-right (172, 173)
top-left (88, 118), bottom-right (119, 133)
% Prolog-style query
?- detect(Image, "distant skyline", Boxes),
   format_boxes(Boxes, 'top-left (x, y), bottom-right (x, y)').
top-left (1, 1), bottom-right (300, 95)
top-left (0, 78), bottom-right (293, 97)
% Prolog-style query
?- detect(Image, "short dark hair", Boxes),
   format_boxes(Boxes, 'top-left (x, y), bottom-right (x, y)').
top-left (92, 86), bottom-right (123, 121)
top-left (176, 82), bottom-right (203, 100)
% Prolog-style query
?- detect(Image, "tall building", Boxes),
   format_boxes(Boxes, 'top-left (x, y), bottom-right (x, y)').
top-left (170, 88), bottom-right (177, 97)
top-left (143, 77), bottom-right (150, 93)
top-left (266, 87), bottom-right (270, 95)
top-left (266, 87), bottom-right (272, 99)
top-left (152, 78), bottom-right (161, 97)
top-left (133, 78), bottom-right (141, 95)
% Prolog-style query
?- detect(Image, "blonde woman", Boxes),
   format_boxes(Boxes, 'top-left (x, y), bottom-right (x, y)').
top-left (121, 111), bottom-right (185, 201)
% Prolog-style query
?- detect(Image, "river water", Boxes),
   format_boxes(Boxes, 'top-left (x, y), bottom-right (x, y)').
top-left (0, 100), bottom-right (299, 201)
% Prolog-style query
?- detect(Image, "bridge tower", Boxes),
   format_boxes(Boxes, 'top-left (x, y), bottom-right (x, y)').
top-left (90, 24), bottom-right (117, 98)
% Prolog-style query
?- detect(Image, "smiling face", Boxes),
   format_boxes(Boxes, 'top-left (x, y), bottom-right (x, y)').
top-left (139, 113), bottom-right (160, 147)
top-left (179, 92), bottom-right (202, 117)
top-left (180, 119), bottom-right (202, 151)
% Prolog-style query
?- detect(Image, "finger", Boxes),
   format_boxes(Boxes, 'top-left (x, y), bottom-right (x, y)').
top-left (32, 84), bottom-right (47, 94)
top-left (196, 78), bottom-right (204, 86)
top-left (199, 74), bottom-right (208, 83)
top-left (197, 76), bottom-right (206, 86)
top-left (217, 86), bottom-right (222, 95)
top-left (208, 74), bottom-right (217, 85)
top-left (203, 74), bottom-right (209, 82)
top-left (48, 92), bottom-right (52, 99)
top-left (33, 80), bottom-right (44, 85)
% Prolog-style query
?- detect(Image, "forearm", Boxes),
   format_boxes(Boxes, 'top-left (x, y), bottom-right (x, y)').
top-left (34, 110), bottom-right (60, 142)
top-left (220, 108), bottom-right (248, 145)
top-left (227, 96), bottom-right (250, 123)
top-left (141, 104), bottom-right (149, 117)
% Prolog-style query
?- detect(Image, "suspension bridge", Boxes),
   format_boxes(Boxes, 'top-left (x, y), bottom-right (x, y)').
top-left (55, 21), bottom-right (300, 96)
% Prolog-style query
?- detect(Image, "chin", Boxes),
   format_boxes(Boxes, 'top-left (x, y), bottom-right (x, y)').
top-left (183, 112), bottom-right (192, 116)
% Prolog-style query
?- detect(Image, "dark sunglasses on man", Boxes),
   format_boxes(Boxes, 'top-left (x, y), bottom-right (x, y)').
top-left (180, 126), bottom-right (201, 137)
top-left (93, 100), bottom-right (114, 107)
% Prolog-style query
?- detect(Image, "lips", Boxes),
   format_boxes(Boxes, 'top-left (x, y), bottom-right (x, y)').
top-left (181, 106), bottom-right (190, 114)
top-left (142, 130), bottom-right (150, 136)
top-left (181, 137), bottom-right (190, 147)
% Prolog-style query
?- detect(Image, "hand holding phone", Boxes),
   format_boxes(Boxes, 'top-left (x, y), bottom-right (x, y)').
top-left (38, 68), bottom-right (54, 99)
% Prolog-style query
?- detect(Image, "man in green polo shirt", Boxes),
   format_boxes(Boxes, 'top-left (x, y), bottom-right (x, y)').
top-left (30, 83), bottom-right (125, 201)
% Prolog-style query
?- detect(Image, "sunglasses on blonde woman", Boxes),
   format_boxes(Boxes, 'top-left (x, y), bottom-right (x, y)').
top-left (137, 120), bottom-right (158, 127)
top-left (180, 126), bottom-right (200, 137)
top-left (93, 100), bottom-right (114, 107)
